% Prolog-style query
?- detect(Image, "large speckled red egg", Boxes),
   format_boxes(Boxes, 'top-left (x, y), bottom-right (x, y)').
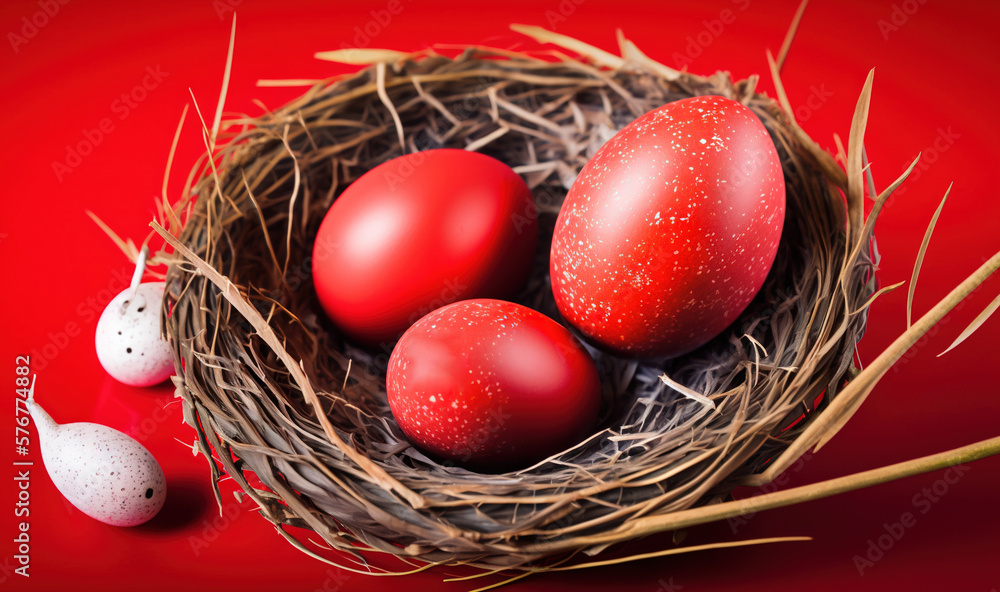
top-left (387, 299), bottom-right (601, 471)
top-left (312, 149), bottom-right (537, 348)
top-left (550, 95), bottom-right (786, 359)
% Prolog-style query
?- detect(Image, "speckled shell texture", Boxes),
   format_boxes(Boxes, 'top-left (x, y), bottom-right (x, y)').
top-left (550, 95), bottom-right (786, 359)
top-left (95, 282), bottom-right (174, 387)
top-left (31, 401), bottom-right (166, 527)
top-left (387, 299), bottom-right (601, 470)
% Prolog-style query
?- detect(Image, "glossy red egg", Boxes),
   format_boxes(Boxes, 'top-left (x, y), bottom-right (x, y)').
top-left (387, 299), bottom-right (601, 471)
top-left (312, 149), bottom-right (537, 348)
top-left (550, 95), bottom-right (785, 359)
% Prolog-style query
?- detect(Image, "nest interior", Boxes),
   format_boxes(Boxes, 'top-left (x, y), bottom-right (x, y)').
top-left (162, 47), bottom-right (875, 570)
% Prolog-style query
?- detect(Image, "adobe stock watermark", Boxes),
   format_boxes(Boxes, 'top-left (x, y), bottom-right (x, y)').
top-left (671, 0), bottom-right (751, 70)
top-left (656, 577), bottom-right (683, 592)
top-left (543, 0), bottom-right (587, 31)
top-left (28, 262), bottom-right (139, 372)
top-left (335, 0), bottom-right (411, 62)
top-left (791, 84), bottom-right (834, 123)
top-left (51, 65), bottom-right (170, 182)
top-left (449, 73), bottom-right (499, 127)
top-left (512, 182), bottom-right (563, 236)
top-left (187, 497), bottom-right (250, 556)
top-left (886, 126), bottom-right (960, 202)
top-left (891, 252), bottom-right (988, 372)
top-left (7, 0), bottom-right (72, 54)
top-left (133, 395), bottom-right (182, 443)
top-left (877, 0), bottom-right (929, 41)
top-left (727, 450), bottom-right (815, 533)
top-left (313, 567), bottom-right (352, 592)
top-left (213, 0), bottom-right (243, 21)
top-left (851, 463), bottom-right (971, 576)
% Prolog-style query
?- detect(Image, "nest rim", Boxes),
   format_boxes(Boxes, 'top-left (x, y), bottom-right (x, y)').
top-left (160, 43), bottom-right (877, 572)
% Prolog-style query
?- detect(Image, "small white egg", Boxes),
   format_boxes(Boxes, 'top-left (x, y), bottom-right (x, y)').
top-left (95, 282), bottom-right (174, 387)
top-left (29, 398), bottom-right (167, 527)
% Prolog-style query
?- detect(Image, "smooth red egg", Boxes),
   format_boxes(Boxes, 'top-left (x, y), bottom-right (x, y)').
top-left (312, 149), bottom-right (537, 348)
top-left (550, 95), bottom-right (786, 359)
top-left (387, 299), bottom-right (601, 471)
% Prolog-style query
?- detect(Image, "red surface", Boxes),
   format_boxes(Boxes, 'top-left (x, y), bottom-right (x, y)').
top-left (1, 0), bottom-right (998, 590)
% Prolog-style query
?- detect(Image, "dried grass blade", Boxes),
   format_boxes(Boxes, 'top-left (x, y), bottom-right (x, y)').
top-left (161, 104), bottom-right (189, 232)
top-left (938, 291), bottom-right (1000, 357)
top-left (846, 69), bottom-right (875, 241)
top-left (608, 435), bottom-right (1000, 546)
top-left (315, 48), bottom-right (413, 64)
top-left (510, 24), bottom-right (625, 69)
top-left (494, 96), bottom-right (564, 134)
top-left (862, 145), bottom-right (877, 199)
top-left (376, 62), bottom-right (406, 153)
top-left (862, 145), bottom-right (883, 264)
top-left (766, 50), bottom-right (796, 124)
top-left (615, 29), bottom-right (681, 81)
top-left (256, 79), bottom-right (325, 87)
top-left (907, 183), bottom-right (952, 328)
top-left (211, 14), bottom-right (237, 151)
top-left (465, 125), bottom-right (510, 152)
top-left (242, 170), bottom-right (284, 285)
top-left (86, 210), bottom-right (136, 260)
top-left (776, 0), bottom-right (810, 72)
top-left (188, 88), bottom-right (239, 213)
top-left (659, 374), bottom-right (716, 410)
top-left (278, 125), bottom-right (302, 276)
top-left (411, 77), bottom-right (461, 127)
top-left (850, 280), bottom-right (905, 316)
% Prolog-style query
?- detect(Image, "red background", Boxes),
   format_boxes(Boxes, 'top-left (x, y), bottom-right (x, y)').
top-left (1, 0), bottom-right (998, 590)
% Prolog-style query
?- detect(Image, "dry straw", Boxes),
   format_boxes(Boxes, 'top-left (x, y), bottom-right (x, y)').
top-left (93, 6), bottom-right (999, 588)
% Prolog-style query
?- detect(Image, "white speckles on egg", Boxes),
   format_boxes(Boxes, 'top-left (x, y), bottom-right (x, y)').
top-left (386, 299), bottom-right (601, 471)
top-left (95, 282), bottom-right (174, 387)
top-left (550, 95), bottom-right (786, 359)
top-left (28, 399), bottom-right (166, 527)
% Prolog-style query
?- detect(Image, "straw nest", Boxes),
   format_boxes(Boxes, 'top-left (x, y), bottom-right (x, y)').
top-left (155, 30), bottom-right (888, 576)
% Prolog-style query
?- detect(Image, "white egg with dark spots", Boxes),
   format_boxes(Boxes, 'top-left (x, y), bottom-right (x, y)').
top-left (29, 399), bottom-right (166, 527)
top-left (95, 282), bottom-right (174, 387)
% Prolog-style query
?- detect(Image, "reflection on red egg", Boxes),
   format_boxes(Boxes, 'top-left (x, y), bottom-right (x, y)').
top-left (312, 149), bottom-right (537, 348)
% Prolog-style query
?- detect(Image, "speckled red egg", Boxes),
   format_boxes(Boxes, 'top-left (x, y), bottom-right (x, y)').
top-left (387, 299), bottom-right (601, 471)
top-left (312, 149), bottom-right (537, 348)
top-left (550, 95), bottom-right (785, 359)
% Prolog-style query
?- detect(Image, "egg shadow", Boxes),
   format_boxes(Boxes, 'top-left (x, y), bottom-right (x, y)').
top-left (135, 477), bottom-right (212, 534)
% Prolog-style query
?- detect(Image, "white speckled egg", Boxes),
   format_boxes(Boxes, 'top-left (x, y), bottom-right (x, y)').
top-left (29, 398), bottom-right (166, 527)
top-left (95, 282), bottom-right (174, 387)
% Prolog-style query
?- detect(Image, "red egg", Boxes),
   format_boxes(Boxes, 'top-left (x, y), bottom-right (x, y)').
top-left (550, 95), bottom-right (785, 359)
top-left (387, 299), bottom-right (601, 471)
top-left (312, 149), bottom-right (537, 347)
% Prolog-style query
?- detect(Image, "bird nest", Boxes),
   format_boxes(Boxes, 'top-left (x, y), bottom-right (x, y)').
top-left (145, 27), bottom-right (968, 582)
